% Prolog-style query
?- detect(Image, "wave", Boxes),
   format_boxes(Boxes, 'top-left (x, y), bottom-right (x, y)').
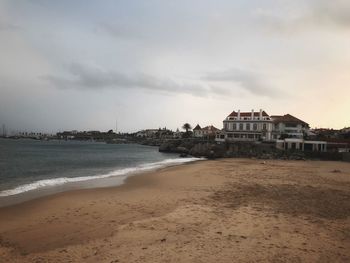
top-left (0, 157), bottom-right (203, 197)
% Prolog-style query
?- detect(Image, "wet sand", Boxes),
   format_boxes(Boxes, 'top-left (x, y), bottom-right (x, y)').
top-left (0, 159), bottom-right (350, 262)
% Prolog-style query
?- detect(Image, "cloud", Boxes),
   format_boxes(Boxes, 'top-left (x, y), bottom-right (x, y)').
top-left (254, 0), bottom-right (350, 33)
top-left (203, 68), bottom-right (281, 97)
top-left (99, 22), bottom-right (145, 40)
top-left (43, 62), bottom-right (221, 97)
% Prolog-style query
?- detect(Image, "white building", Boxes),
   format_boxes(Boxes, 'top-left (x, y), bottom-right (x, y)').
top-left (216, 109), bottom-right (274, 141)
top-left (271, 114), bottom-right (309, 140)
top-left (136, 129), bottom-right (158, 138)
top-left (201, 125), bottom-right (220, 138)
top-left (194, 124), bottom-right (220, 138)
top-left (276, 138), bottom-right (327, 152)
top-left (193, 124), bottom-right (203, 138)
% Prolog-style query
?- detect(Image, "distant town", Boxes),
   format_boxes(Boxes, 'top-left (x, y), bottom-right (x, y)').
top-left (1, 109), bottom-right (350, 154)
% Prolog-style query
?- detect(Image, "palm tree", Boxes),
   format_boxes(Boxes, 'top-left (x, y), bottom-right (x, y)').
top-left (182, 123), bottom-right (192, 134)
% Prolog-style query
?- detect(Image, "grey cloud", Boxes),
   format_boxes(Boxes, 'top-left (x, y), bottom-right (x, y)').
top-left (312, 1), bottom-right (350, 28)
top-left (204, 68), bottom-right (281, 97)
top-left (254, 0), bottom-right (350, 33)
top-left (99, 22), bottom-right (145, 40)
top-left (43, 63), bottom-right (223, 97)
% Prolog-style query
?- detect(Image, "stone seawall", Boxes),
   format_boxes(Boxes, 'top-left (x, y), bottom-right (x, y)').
top-left (159, 139), bottom-right (344, 161)
top-left (343, 152), bottom-right (350, 162)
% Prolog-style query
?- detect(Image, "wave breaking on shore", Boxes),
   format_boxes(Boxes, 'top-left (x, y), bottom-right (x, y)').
top-left (0, 157), bottom-right (203, 197)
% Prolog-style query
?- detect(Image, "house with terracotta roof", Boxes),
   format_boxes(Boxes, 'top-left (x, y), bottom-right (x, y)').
top-left (270, 114), bottom-right (310, 140)
top-left (217, 109), bottom-right (274, 141)
top-left (193, 124), bottom-right (219, 138)
top-left (201, 125), bottom-right (220, 138)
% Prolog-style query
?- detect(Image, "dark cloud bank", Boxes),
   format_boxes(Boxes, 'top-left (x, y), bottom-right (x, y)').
top-left (44, 63), bottom-right (281, 98)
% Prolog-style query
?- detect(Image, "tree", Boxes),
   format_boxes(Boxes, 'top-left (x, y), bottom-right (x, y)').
top-left (182, 123), bottom-right (192, 134)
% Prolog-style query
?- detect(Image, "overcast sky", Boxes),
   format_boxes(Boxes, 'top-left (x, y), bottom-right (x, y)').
top-left (0, 0), bottom-right (349, 133)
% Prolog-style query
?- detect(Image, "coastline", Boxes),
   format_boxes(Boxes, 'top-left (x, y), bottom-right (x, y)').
top-left (0, 158), bottom-right (350, 262)
top-left (0, 157), bottom-right (202, 208)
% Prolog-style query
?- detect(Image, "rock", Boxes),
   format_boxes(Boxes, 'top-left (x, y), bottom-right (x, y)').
top-left (179, 153), bottom-right (188, 158)
top-left (176, 146), bottom-right (189, 154)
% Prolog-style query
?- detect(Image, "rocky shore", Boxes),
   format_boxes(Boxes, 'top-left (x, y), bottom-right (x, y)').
top-left (158, 139), bottom-right (344, 161)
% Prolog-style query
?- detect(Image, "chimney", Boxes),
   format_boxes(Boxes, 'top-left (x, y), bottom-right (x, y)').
top-left (259, 109), bottom-right (263, 120)
top-left (251, 109), bottom-right (254, 120)
top-left (237, 110), bottom-right (241, 119)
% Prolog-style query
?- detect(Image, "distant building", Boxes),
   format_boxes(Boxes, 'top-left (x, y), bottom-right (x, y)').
top-left (193, 124), bottom-right (202, 138)
top-left (193, 124), bottom-right (219, 138)
top-left (271, 114), bottom-right (309, 140)
top-left (173, 128), bottom-right (183, 139)
top-left (276, 138), bottom-right (327, 152)
top-left (201, 125), bottom-right (220, 138)
top-left (136, 128), bottom-right (174, 139)
top-left (216, 109), bottom-right (310, 142)
top-left (136, 129), bottom-right (159, 138)
top-left (217, 109), bottom-right (274, 141)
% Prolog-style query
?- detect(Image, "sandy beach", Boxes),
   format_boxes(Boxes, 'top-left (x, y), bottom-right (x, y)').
top-left (0, 158), bottom-right (349, 262)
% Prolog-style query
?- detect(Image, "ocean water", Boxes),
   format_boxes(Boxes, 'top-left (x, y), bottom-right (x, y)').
top-left (0, 138), bottom-right (199, 204)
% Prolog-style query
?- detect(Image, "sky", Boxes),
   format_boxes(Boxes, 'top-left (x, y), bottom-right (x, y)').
top-left (0, 0), bottom-right (349, 133)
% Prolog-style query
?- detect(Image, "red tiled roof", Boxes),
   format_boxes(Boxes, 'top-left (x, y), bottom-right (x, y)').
top-left (271, 114), bottom-right (308, 126)
top-left (228, 110), bottom-right (269, 117)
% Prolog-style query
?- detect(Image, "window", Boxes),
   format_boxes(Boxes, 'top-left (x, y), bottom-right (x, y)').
top-left (239, 123), bottom-right (243, 130)
top-left (253, 123), bottom-right (257, 130)
top-left (233, 123), bottom-right (236, 130)
top-left (246, 123), bottom-right (250, 131)
top-left (228, 133), bottom-right (233, 138)
top-left (263, 123), bottom-right (267, 130)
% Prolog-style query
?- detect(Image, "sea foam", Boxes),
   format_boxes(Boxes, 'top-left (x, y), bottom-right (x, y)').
top-left (0, 157), bottom-right (202, 197)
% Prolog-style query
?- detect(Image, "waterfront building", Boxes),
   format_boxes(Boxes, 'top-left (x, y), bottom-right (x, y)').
top-left (216, 109), bottom-right (310, 142)
top-left (216, 109), bottom-right (273, 141)
top-left (201, 125), bottom-right (220, 139)
top-left (271, 114), bottom-right (309, 140)
top-left (193, 124), bottom-right (202, 138)
top-left (276, 138), bottom-right (327, 152)
top-left (193, 124), bottom-right (219, 139)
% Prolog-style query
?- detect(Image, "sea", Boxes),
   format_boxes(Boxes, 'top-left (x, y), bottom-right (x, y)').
top-left (0, 138), bottom-right (200, 206)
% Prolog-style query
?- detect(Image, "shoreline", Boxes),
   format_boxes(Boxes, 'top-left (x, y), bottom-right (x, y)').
top-left (0, 158), bottom-right (349, 262)
top-left (0, 157), bottom-right (203, 208)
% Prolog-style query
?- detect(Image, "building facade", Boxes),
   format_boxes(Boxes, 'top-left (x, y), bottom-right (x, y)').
top-left (193, 124), bottom-right (219, 138)
top-left (271, 114), bottom-right (309, 140)
top-left (216, 109), bottom-right (310, 142)
top-left (217, 109), bottom-right (274, 141)
top-left (193, 124), bottom-right (203, 138)
top-left (276, 138), bottom-right (327, 152)
top-left (201, 125), bottom-right (220, 138)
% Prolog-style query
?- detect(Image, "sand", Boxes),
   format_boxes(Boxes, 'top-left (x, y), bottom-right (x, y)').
top-left (0, 158), bottom-right (349, 262)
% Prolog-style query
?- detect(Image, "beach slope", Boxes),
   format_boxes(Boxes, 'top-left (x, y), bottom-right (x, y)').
top-left (0, 159), bottom-right (350, 262)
